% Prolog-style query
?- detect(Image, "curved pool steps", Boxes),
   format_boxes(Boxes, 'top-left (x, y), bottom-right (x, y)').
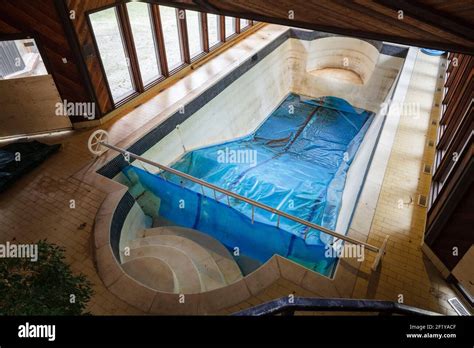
top-left (152, 215), bottom-right (174, 228)
top-left (140, 226), bottom-right (243, 284)
top-left (121, 256), bottom-right (177, 293)
top-left (123, 245), bottom-right (202, 294)
top-left (129, 235), bottom-right (227, 291)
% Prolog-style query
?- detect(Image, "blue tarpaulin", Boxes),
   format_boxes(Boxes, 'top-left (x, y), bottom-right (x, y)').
top-left (123, 94), bottom-right (374, 276)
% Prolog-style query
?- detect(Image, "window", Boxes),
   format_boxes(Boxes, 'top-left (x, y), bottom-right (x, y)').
top-left (87, 4), bottom-right (260, 111)
top-left (225, 17), bottom-right (236, 39)
top-left (0, 38), bottom-right (47, 80)
top-left (126, 2), bottom-right (161, 85)
top-left (207, 13), bottom-right (220, 48)
top-left (90, 8), bottom-right (135, 103)
top-left (159, 6), bottom-right (183, 71)
top-left (186, 10), bottom-right (203, 59)
top-left (240, 18), bottom-right (251, 30)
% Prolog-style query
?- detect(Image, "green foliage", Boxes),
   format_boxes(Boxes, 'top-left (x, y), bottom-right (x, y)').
top-left (0, 240), bottom-right (93, 315)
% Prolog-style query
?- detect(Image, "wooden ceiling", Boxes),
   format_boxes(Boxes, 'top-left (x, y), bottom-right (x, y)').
top-left (161, 0), bottom-right (474, 54)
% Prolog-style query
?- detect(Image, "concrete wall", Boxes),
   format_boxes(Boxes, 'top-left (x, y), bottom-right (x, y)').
top-left (305, 37), bottom-right (379, 83)
top-left (289, 38), bottom-right (402, 113)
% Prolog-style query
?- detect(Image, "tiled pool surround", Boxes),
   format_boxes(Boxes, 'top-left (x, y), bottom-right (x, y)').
top-left (88, 25), bottom-right (415, 314)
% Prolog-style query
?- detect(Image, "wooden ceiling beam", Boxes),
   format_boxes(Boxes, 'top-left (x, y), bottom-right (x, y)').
top-left (156, 0), bottom-right (474, 54)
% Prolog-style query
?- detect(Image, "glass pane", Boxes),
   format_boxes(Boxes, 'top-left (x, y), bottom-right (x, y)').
top-left (207, 13), bottom-right (219, 47)
top-left (186, 10), bottom-right (203, 58)
top-left (240, 18), bottom-right (250, 29)
top-left (225, 17), bottom-right (236, 39)
top-left (0, 38), bottom-right (47, 80)
top-left (127, 2), bottom-right (160, 85)
top-left (90, 8), bottom-right (135, 103)
top-left (159, 6), bottom-right (183, 71)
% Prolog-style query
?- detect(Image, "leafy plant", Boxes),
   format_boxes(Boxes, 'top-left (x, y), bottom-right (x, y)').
top-left (0, 240), bottom-right (93, 315)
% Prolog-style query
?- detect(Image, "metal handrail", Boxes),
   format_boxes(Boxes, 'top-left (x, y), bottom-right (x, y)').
top-left (233, 297), bottom-right (441, 316)
top-left (100, 142), bottom-right (388, 268)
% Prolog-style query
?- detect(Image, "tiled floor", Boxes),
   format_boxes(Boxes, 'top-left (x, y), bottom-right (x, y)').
top-left (0, 28), bottom-right (457, 315)
top-left (0, 131), bottom-right (142, 315)
top-left (351, 51), bottom-right (457, 315)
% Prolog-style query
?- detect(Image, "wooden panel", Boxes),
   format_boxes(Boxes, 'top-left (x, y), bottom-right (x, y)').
top-left (433, 101), bottom-right (473, 184)
top-left (0, 0), bottom-right (92, 121)
top-left (201, 12), bottom-right (209, 52)
top-left (429, 181), bottom-right (474, 270)
top-left (442, 57), bottom-right (473, 110)
top-left (66, 0), bottom-right (116, 114)
top-left (418, 0), bottom-right (474, 24)
top-left (0, 75), bottom-right (72, 137)
top-left (173, 0), bottom-right (474, 54)
top-left (432, 54), bottom-right (474, 183)
top-left (426, 52), bottom-right (474, 272)
top-left (151, 5), bottom-right (170, 76)
top-left (452, 245), bottom-right (474, 297)
top-left (178, 8), bottom-right (191, 64)
top-left (118, 4), bottom-right (144, 92)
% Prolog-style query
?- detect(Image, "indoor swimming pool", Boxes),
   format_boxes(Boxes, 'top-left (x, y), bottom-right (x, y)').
top-left (122, 94), bottom-right (374, 276)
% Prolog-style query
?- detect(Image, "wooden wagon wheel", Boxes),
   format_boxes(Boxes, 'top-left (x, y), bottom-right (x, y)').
top-left (87, 130), bottom-right (109, 156)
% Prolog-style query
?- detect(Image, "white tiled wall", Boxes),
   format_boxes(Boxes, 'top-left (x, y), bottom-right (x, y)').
top-left (136, 35), bottom-right (406, 237)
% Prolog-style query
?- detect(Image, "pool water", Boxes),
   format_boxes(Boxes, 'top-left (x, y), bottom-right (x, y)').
top-left (123, 94), bottom-right (374, 276)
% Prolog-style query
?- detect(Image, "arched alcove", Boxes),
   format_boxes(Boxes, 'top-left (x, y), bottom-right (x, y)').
top-left (305, 37), bottom-right (379, 85)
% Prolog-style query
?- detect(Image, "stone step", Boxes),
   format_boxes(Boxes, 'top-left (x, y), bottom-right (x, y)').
top-left (140, 226), bottom-right (243, 284)
top-left (123, 245), bottom-right (202, 294)
top-left (121, 256), bottom-right (177, 293)
top-left (129, 235), bottom-right (227, 291)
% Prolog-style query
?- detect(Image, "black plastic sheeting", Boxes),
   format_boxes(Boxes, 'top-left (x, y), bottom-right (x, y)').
top-left (0, 141), bottom-right (60, 192)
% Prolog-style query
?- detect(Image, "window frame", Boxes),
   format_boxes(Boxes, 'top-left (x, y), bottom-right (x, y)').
top-left (239, 18), bottom-right (252, 32)
top-left (86, 2), bottom-right (259, 109)
top-left (125, 1), bottom-right (165, 89)
top-left (185, 9), bottom-right (206, 62)
top-left (0, 33), bottom-right (51, 79)
top-left (224, 16), bottom-right (238, 41)
top-left (159, 6), bottom-right (188, 75)
top-left (87, 5), bottom-right (139, 106)
top-left (205, 13), bottom-right (223, 51)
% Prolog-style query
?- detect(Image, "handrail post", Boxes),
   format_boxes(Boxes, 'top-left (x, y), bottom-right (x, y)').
top-left (159, 170), bottom-right (166, 181)
top-left (251, 205), bottom-right (255, 224)
top-left (371, 235), bottom-right (389, 271)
